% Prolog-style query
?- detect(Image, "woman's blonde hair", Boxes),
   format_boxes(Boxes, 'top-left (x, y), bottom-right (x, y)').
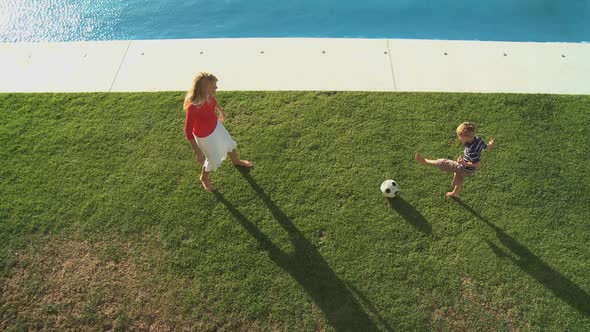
top-left (185, 72), bottom-right (218, 106)
top-left (456, 122), bottom-right (476, 138)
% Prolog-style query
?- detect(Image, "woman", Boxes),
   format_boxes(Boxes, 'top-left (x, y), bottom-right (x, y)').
top-left (184, 72), bottom-right (252, 191)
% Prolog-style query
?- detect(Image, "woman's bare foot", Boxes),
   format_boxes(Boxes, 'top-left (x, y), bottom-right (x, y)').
top-left (233, 159), bottom-right (253, 168)
top-left (200, 176), bottom-right (215, 192)
top-left (415, 153), bottom-right (428, 165)
top-left (445, 191), bottom-right (459, 198)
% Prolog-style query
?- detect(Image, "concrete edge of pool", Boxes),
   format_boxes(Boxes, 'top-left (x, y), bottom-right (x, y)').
top-left (0, 38), bottom-right (589, 94)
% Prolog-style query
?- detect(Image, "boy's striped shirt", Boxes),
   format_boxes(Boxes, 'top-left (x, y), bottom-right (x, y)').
top-left (461, 137), bottom-right (487, 172)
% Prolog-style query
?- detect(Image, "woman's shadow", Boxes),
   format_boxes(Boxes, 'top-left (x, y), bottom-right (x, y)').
top-left (213, 169), bottom-right (392, 331)
top-left (387, 197), bottom-right (431, 235)
top-left (452, 198), bottom-right (590, 317)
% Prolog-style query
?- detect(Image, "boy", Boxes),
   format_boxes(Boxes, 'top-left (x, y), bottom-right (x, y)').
top-left (415, 122), bottom-right (495, 198)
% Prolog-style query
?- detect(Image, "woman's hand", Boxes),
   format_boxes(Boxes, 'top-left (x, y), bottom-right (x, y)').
top-left (196, 153), bottom-right (205, 166)
top-left (215, 104), bottom-right (227, 122)
top-left (190, 139), bottom-right (205, 165)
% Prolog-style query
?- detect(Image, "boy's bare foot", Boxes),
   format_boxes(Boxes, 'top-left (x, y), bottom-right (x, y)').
top-left (233, 159), bottom-right (253, 168)
top-left (200, 176), bottom-right (215, 192)
top-left (445, 191), bottom-right (459, 198)
top-left (415, 153), bottom-right (428, 165)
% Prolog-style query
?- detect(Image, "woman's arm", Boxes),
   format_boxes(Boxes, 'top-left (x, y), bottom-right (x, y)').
top-left (215, 104), bottom-right (226, 122)
top-left (185, 104), bottom-right (205, 165)
top-left (184, 107), bottom-right (196, 141)
top-left (189, 138), bottom-right (205, 165)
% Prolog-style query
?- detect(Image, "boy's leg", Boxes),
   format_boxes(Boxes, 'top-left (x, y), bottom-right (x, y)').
top-left (417, 154), bottom-right (457, 173)
top-left (229, 149), bottom-right (253, 167)
top-left (415, 153), bottom-right (439, 166)
top-left (200, 166), bottom-right (215, 191)
top-left (445, 172), bottom-right (465, 197)
top-left (417, 153), bottom-right (466, 197)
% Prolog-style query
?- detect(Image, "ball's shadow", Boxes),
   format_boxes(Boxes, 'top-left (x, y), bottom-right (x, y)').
top-left (387, 196), bottom-right (432, 234)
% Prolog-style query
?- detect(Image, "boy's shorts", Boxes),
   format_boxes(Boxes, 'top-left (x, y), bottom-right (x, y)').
top-left (435, 159), bottom-right (475, 179)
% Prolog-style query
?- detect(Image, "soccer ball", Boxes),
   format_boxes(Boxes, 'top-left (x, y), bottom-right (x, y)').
top-left (380, 179), bottom-right (400, 198)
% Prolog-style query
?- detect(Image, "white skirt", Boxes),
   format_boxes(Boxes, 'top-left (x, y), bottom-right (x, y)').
top-left (195, 120), bottom-right (237, 172)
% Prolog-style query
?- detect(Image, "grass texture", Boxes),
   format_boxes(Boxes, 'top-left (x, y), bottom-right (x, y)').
top-left (1, 91), bottom-right (589, 331)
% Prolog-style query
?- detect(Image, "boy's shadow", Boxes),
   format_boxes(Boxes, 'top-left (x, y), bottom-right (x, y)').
top-left (213, 168), bottom-right (392, 331)
top-left (452, 198), bottom-right (590, 317)
top-left (388, 197), bottom-right (431, 235)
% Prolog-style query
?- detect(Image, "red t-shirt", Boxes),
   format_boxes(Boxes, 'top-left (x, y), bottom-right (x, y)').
top-left (184, 96), bottom-right (218, 139)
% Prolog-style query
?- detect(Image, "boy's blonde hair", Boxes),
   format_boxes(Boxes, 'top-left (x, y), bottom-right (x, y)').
top-left (186, 72), bottom-right (218, 105)
top-left (456, 122), bottom-right (476, 138)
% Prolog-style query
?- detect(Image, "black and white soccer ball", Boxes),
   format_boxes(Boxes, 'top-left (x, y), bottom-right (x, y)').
top-left (380, 179), bottom-right (400, 198)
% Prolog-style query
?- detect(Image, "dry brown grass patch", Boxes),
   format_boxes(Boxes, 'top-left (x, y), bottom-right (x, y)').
top-left (431, 276), bottom-right (528, 331)
top-left (0, 238), bottom-right (179, 330)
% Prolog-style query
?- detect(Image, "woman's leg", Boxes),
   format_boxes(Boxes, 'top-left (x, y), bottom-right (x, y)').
top-left (229, 149), bottom-right (253, 167)
top-left (200, 166), bottom-right (215, 191)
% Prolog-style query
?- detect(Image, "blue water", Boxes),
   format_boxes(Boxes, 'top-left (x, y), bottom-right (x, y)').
top-left (1, 0), bottom-right (589, 43)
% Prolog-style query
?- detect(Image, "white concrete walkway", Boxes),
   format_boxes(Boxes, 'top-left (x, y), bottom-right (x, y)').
top-left (1, 38), bottom-right (589, 94)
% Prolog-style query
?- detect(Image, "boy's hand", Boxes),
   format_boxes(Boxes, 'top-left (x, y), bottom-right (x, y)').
top-left (457, 155), bottom-right (464, 164)
top-left (488, 138), bottom-right (496, 149)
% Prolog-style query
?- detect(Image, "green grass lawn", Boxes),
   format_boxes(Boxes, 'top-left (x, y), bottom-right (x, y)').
top-left (1, 91), bottom-right (589, 331)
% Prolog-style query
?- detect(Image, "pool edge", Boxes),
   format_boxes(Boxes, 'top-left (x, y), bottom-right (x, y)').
top-left (1, 38), bottom-right (589, 94)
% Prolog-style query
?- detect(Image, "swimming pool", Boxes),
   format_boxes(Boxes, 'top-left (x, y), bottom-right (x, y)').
top-left (1, 0), bottom-right (589, 43)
